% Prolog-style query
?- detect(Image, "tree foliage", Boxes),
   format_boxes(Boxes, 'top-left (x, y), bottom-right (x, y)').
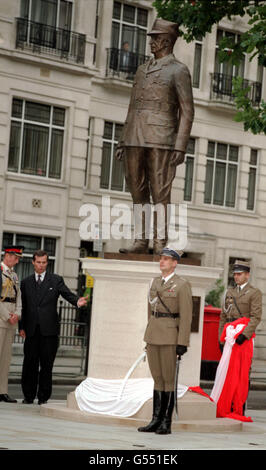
top-left (205, 279), bottom-right (225, 308)
top-left (153, 0), bottom-right (266, 134)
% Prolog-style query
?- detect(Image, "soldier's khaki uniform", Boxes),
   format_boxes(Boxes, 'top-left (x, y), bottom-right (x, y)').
top-left (144, 274), bottom-right (192, 391)
top-left (0, 263), bottom-right (21, 394)
top-left (219, 283), bottom-right (262, 342)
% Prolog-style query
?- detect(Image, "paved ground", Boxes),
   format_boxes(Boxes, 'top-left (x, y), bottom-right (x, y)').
top-left (1, 400), bottom-right (266, 452)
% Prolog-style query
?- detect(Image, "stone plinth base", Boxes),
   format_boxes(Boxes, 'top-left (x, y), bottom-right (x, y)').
top-left (40, 392), bottom-right (243, 432)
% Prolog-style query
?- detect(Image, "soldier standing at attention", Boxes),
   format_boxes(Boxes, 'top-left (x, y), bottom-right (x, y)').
top-left (116, 19), bottom-right (194, 254)
top-left (219, 260), bottom-right (262, 349)
top-left (0, 246), bottom-right (23, 403)
top-left (138, 247), bottom-right (192, 434)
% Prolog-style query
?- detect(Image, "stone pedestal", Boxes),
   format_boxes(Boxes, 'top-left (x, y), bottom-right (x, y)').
top-left (82, 258), bottom-right (223, 386)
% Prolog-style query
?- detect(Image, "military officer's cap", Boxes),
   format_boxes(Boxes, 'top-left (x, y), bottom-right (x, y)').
top-left (147, 18), bottom-right (179, 40)
top-left (160, 247), bottom-right (183, 261)
top-left (3, 245), bottom-right (24, 257)
top-left (233, 260), bottom-right (250, 273)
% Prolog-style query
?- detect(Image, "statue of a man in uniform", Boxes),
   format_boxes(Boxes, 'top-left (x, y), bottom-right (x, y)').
top-left (116, 18), bottom-right (194, 254)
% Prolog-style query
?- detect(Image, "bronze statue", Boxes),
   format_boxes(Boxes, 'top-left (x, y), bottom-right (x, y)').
top-left (116, 19), bottom-right (194, 254)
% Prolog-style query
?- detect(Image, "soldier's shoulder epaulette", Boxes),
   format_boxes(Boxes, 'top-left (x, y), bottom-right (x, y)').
top-left (174, 274), bottom-right (188, 284)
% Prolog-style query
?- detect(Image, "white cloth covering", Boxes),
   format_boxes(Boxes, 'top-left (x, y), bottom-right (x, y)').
top-left (210, 323), bottom-right (245, 403)
top-left (75, 377), bottom-right (188, 417)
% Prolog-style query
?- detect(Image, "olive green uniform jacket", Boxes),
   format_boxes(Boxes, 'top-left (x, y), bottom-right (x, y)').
top-left (219, 282), bottom-right (262, 342)
top-left (144, 274), bottom-right (193, 346)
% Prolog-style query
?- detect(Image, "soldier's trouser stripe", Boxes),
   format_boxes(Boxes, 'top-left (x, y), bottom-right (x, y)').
top-left (146, 344), bottom-right (176, 391)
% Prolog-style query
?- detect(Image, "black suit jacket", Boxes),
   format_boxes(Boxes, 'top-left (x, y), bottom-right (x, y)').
top-left (20, 273), bottom-right (79, 337)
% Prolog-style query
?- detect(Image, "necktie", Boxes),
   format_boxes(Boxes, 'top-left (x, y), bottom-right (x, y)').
top-left (161, 279), bottom-right (165, 286)
top-left (37, 275), bottom-right (42, 286)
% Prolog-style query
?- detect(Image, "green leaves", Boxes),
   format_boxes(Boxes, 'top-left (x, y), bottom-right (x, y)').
top-left (232, 77), bottom-right (266, 134)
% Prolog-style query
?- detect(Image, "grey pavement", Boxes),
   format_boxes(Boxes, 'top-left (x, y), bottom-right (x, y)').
top-left (1, 400), bottom-right (266, 451)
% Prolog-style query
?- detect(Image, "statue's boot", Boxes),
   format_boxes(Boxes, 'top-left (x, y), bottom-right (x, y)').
top-left (138, 390), bottom-right (163, 432)
top-left (119, 239), bottom-right (148, 254)
top-left (153, 238), bottom-right (167, 255)
top-left (119, 204), bottom-right (150, 254)
top-left (153, 202), bottom-right (168, 255)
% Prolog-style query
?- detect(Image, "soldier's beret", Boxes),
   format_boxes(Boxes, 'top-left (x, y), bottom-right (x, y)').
top-left (233, 260), bottom-right (250, 273)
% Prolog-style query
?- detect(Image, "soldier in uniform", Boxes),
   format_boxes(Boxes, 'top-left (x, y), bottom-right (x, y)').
top-left (0, 245), bottom-right (23, 403)
top-left (138, 247), bottom-right (192, 434)
top-left (116, 18), bottom-right (194, 254)
top-left (219, 260), bottom-right (262, 349)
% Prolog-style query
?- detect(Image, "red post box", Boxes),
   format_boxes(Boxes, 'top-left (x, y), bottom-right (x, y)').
top-left (201, 305), bottom-right (222, 380)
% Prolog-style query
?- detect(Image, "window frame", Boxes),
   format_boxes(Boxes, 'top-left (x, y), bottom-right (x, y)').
top-left (111, 1), bottom-right (148, 55)
top-left (204, 141), bottom-right (239, 209)
top-left (183, 137), bottom-right (196, 202)
top-left (192, 39), bottom-right (203, 88)
top-left (100, 121), bottom-right (127, 193)
top-left (247, 149), bottom-right (259, 212)
top-left (8, 98), bottom-right (65, 181)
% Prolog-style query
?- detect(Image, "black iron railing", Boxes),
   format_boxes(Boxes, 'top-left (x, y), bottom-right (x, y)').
top-left (16, 17), bottom-right (86, 64)
top-left (106, 47), bottom-right (149, 80)
top-left (210, 73), bottom-right (262, 105)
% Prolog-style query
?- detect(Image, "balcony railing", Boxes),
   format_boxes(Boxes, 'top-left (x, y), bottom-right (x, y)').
top-left (210, 73), bottom-right (262, 106)
top-left (106, 47), bottom-right (149, 80)
top-left (16, 17), bottom-right (86, 64)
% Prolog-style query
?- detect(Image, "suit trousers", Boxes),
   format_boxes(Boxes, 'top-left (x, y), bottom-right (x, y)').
top-left (21, 325), bottom-right (58, 401)
top-left (146, 344), bottom-right (176, 391)
top-left (0, 327), bottom-right (15, 394)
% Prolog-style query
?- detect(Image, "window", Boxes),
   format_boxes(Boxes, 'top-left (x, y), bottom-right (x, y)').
top-left (108, 2), bottom-right (149, 79)
top-left (21, 0), bottom-right (73, 29)
top-left (184, 138), bottom-right (196, 202)
top-left (17, 0), bottom-right (85, 64)
top-left (84, 118), bottom-right (92, 187)
top-left (2, 233), bottom-right (56, 280)
top-left (215, 29), bottom-right (245, 78)
top-left (100, 121), bottom-right (127, 192)
top-left (8, 98), bottom-right (65, 179)
top-left (204, 141), bottom-right (239, 208)
top-left (247, 149), bottom-right (258, 211)
top-left (111, 1), bottom-right (148, 56)
top-left (193, 38), bottom-right (203, 88)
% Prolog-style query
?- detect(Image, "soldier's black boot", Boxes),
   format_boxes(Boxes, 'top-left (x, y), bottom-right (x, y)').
top-left (155, 391), bottom-right (175, 435)
top-left (138, 390), bottom-right (163, 432)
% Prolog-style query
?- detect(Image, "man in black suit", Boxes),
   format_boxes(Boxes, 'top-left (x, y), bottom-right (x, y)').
top-left (19, 250), bottom-right (88, 404)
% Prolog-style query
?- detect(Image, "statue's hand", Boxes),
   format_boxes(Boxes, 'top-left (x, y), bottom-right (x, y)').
top-left (115, 147), bottom-right (125, 161)
top-left (170, 150), bottom-right (185, 166)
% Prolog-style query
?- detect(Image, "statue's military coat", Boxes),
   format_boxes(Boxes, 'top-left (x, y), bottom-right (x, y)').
top-left (144, 274), bottom-right (193, 346)
top-left (219, 283), bottom-right (262, 341)
top-left (119, 54), bottom-right (194, 152)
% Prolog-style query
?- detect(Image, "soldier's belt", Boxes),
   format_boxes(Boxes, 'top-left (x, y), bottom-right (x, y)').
top-left (152, 311), bottom-right (179, 319)
top-left (0, 297), bottom-right (16, 303)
